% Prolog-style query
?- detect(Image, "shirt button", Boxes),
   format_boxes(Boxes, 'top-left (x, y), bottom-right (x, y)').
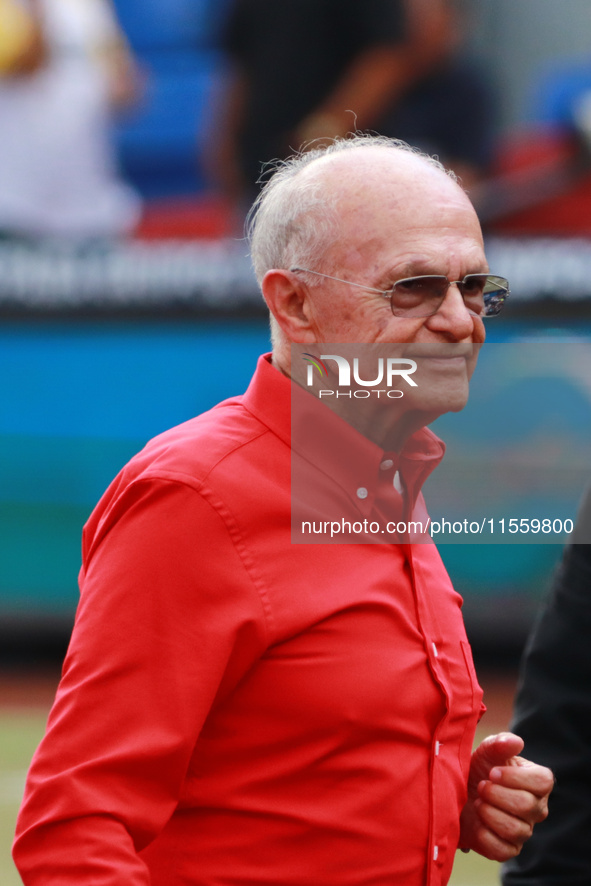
top-left (433, 846), bottom-right (439, 861)
top-left (356, 487), bottom-right (368, 500)
top-left (380, 459), bottom-right (394, 471)
top-left (432, 642), bottom-right (439, 657)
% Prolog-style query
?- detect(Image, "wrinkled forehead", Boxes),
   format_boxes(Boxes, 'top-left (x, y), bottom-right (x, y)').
top-left (301, 146), bottom-right (461, 202)
top-left (302, 148), bottom-right (483, 264)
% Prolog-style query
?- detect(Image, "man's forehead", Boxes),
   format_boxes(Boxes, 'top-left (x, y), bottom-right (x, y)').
top-left (304, 149), bottom-right (481, 258)
top-left (305, 148), bottom-right (478, 242)
top-left (302, 146), bottom-right (457, 197)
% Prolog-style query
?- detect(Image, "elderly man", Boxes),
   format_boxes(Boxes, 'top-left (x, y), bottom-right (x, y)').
top-left (13, 135), bottom-right (552, 886)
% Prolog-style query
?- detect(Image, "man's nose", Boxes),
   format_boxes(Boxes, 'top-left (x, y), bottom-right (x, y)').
top-left (427, 282), bottom-right (478, 340)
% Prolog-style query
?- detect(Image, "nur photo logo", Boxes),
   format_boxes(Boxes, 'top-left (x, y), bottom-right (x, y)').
top-left (302, 353), bottom-right (417, 399)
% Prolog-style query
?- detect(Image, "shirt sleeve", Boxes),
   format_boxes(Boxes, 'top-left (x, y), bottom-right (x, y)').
top-left (223, 0), bottom-right (407, 58)
top-left (502, 541), bottom-right (591, 885)
top-left (343, 0), bottom-right (407, 47)
top-left (220, 0), bottom-right (251, 58)
top-left (13, 477), bottom-right (269, 885)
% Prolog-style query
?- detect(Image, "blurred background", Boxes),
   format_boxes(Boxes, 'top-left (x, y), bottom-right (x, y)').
top-left (2, 0), bottom-right (591, 883)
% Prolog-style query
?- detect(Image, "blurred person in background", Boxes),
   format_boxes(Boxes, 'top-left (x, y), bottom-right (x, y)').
top-left (0, 0), bottom-right (141, 243)
top-left (13, 134), bottom-right (552, 886)
top-left (379, 0), bottom-right (496, 187)
top-left (207, 0), bottom-right (496, 209)
top-left (0, 0), bottom-right (44, 74)
top-left (502, 487), bottom-right (591, 886)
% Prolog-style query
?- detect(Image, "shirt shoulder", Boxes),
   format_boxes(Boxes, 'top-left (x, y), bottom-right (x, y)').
top-left (82, 385), bottom-right (288, 555)
top-left (126, 394), bottom-right (275, 489)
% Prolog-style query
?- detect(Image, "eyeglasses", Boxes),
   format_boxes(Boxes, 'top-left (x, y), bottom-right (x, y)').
top-left (290, 267), bottom-right (509, 318)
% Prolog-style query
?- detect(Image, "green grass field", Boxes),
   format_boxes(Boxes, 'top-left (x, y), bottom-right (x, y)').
top-left (1, 710), bottom-right (48, 886)
top-left (0, 694), bottom-right (507, 886)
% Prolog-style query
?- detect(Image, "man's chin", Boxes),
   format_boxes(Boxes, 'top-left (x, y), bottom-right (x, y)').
top-left (415, 389), bottom-right (470, 420)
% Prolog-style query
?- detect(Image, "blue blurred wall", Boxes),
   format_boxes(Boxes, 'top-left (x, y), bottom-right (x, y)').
top-left (2, 316), bottom-right (590, 636)
top-left (0, 318), bottom-right (270, 620)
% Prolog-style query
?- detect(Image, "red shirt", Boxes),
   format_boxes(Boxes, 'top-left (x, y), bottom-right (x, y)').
top-left (14, 355), bottom-right (483, 886)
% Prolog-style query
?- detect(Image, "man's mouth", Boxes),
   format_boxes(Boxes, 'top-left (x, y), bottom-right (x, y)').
top-left (403, 345), bottom-right (475, 360)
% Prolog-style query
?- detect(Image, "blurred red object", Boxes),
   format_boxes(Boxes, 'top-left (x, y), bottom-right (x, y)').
top-left (480, 127), bottom-right (591, 236)
top-left (135, 194), bottom-right (235, 240)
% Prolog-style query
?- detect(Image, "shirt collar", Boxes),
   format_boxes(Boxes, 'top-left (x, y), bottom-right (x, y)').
top-left (242, 353), bottom-right (292, 447)
top-left (243, 353), bottom-right (445, 511)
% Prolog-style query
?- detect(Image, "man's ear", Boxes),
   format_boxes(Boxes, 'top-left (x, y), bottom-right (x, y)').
top-left (261, 270), bottom-right (317, 343)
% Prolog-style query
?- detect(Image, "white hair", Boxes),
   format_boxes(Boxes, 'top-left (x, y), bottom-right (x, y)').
top-left (246, 133), bottom-right (456, 287)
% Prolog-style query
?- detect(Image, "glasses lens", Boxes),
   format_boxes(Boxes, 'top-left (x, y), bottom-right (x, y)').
top-left (390, 276), bottom-right (449, 317)
top-left (456, 274), bottom-right (489, 316)
top-left (389, 274), bottom-right (510, 317)
top-left (481, 275), bottom-right (509, 317)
